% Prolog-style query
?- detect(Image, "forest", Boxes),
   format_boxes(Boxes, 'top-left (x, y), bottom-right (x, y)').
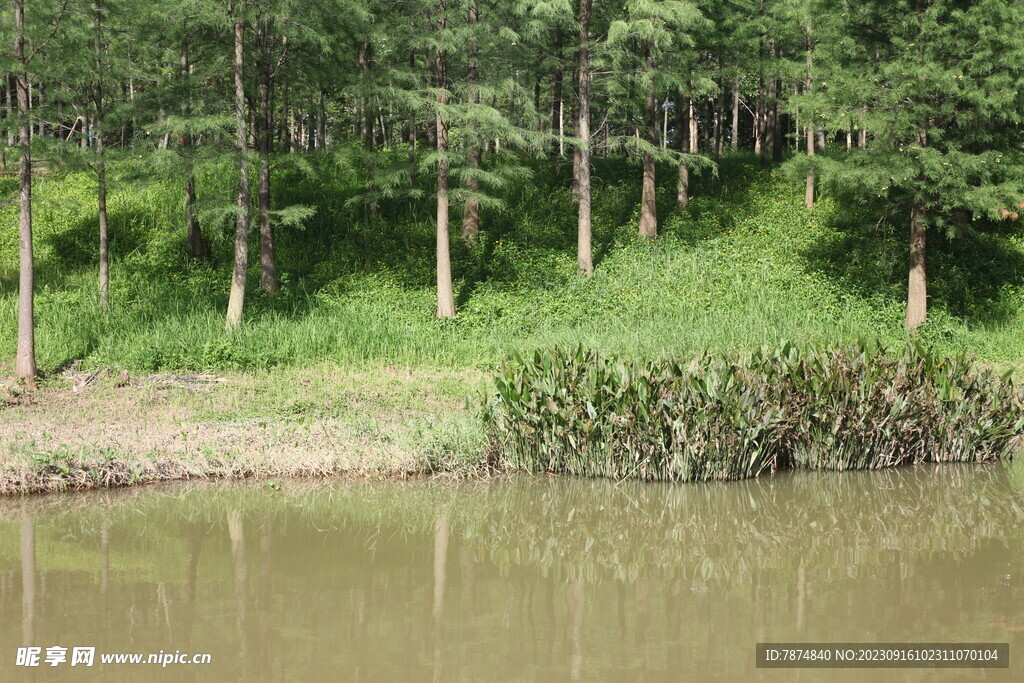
top-left (2, 0), bottom-right (1024, 387)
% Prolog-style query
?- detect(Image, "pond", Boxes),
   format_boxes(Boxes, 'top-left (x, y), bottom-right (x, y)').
top-left (1, 464), bottom-right (1022, 681)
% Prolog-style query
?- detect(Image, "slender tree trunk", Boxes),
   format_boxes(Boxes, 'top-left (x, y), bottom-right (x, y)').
top-left (755, 86), bottom-right (764, 159)
top-left (95, 1), bottom-right (109, 308)
top-left (906, 201), bottom-right (927, 330)
top-left (5, 75), bottom-right (12, 147)
top-left (36, 82), bottom-right (44, 138)
top-left (771, 48), bottom-right (783, 163)
top-left (280, 42), bottom-right (291, 151)
top-left (435, 2), bottom-right (455, 318)
top-left (764, 44), bottom-right (779, 167)
top-left (425, 48), bottom-right (437, 151)
top-left (182, 38), bottom-right (207, 260)
top-left (407, 119), bottom-right (416, 187)
top-left (804, 21), bottom-right (815, 210)
top-left (225, 4), bottom-right (250, 329)
top-left (359, 42), bottom-right (373, 151)
top-left (316, 86), bottom-right (326, 148)
top-left (713, 62), bottom-right (724, 159)
top-left (662, 100), bottom-right (668, 149)
top-left (258, 19), bottom-right (277, 292)
top-left (570, 61), bottom-right (581, 201)
top-left (14, 0), bottom-right (35, 385)
top-left (120, 81), bottom-right (129, 147)
top-left (551, 50), bottom-right (564, 157)
top-left (461, 3), bottom-right (480, 243)
top-left (638, 47), bottom-right (657, 239)
top-left (576, 0), bottom-right (593, 275)
top-left (731, 79), bottom-right (740, 151)
top-left (677, 93), bottom-right (690, 209)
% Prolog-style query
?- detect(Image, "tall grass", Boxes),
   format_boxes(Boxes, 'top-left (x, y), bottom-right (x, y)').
top-left (483, 345), bottom-right (1024, 481)
top-left (3, 152), bottom-right (1024, 374)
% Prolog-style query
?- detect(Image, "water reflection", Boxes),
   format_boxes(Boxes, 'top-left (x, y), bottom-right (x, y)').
top-left (0, 463), bottom-right (1021, 681)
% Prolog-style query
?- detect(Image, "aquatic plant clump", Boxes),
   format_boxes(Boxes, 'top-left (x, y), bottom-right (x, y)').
top-left (483, 345), bottom-right (1024, 481)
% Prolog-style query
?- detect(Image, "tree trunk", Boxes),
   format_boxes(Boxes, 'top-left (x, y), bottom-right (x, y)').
top-left (638, 47), bottom-right (657, 239)
top-left (755, 87), bottom-right (764, 159)
top-left (435, 2), bottom-right (455, 318)
top-left (576, 0), bottom-right (593, 276)
top-left (461, 3), bottom-right (480, 243)
top-left (225, 5), bottom-right (250, 329)
top-left (764, 48), bottom-right (778, 167)
top-left (280, 44), bottom-right (291, 152)
top-left (662, 100), bottom-right (668, 149)
top-left (120, 81), bottom-right (129, 147)
top-left (182, 38), bottom-right (207, 260)
top-left (316, 86), bottom-right (326, 148)
top-left (95, 2), bottom-right (109, 308)
top-left (804, 21), bottom-right (815, 210)
top-left (425, 48), bottom-right (437, 151)
top-left (14, 0), bottom-right (35, 385)
top-left (676, 93), bottom-right (690, 209)
top-left (359, 42), bottom-right (373, 151)
top-left (375, 95), bottom-right (386, 147)
top-left (258, 19), bottom-right (277, 292)
top-left (731, 79), bottom-right (740, 151)
top-left (551, 50), bottom-right (564, 157)
top-left (771, 47), bottom-right (783, 163)
top-left (906, 201), bottom-right (927, 330)
top-left (570, 61), bottom-right (581, 201)
top-left (5, 75), bottom-right (12, 147)
top-left (36, 82), bottom-right (44, 138)
top-left (713, 68), bottom-right (724, 159)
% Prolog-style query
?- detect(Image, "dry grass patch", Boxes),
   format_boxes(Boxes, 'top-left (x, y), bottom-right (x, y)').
top-left (1, 364), bottom-right (487, 495)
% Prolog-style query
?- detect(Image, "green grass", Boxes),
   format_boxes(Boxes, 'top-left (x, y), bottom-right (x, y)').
top-left (3, 150), bottom-right (1024, 375)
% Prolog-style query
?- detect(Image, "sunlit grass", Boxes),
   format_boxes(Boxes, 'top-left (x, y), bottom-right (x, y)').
top-left (3, 151), bottom-right (1024, 375)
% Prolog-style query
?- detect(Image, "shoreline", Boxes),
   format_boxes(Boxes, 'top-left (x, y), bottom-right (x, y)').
top-left (3, 361), bottom-right (1019, 496)
top-left (1, 365), bottom-right (488, 496)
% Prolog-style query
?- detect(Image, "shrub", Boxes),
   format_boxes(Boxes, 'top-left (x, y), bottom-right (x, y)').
top-left (482, 344), bottom-right (1024, 481)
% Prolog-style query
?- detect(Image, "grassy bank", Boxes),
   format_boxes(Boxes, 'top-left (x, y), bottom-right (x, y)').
top-left (0, 366), bottom-right (485, 495)
top-left (4, 152), bottom-right (1024, 377)
top-left (4, 151), bottom-right (1024, 492)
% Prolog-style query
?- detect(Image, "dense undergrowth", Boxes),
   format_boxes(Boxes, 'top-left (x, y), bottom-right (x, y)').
top-left (483, 345), bottom-right (1024, 482)
top-left (3, 149), bottom-right (1024, 375)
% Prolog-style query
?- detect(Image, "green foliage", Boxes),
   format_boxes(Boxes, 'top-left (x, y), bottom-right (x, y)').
top-left (5, 152), bottom-right (1024, 374)
top-left (483, 344), bottom-right (1024, 481)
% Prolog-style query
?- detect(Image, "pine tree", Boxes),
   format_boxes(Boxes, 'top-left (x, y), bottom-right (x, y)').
top-left (820, 0), bottom-right (1024, 330)
top-left (225, 0), bottom-right (250, 329)
top-left (3, 0), bottom-right (68, 385)
top-left (606, 0), bottom-right (705, 238)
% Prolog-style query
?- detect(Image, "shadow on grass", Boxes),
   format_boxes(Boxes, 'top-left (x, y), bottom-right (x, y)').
top-left (801, 203), bottom-right (1024, 327)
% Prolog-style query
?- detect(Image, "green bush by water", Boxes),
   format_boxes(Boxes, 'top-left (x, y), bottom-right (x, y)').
top-left (483, 345), bottom-right (1024, 481)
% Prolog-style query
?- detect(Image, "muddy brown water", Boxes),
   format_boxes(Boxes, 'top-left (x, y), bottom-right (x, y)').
top-left (0, 463), bottom-right (1022, 681)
